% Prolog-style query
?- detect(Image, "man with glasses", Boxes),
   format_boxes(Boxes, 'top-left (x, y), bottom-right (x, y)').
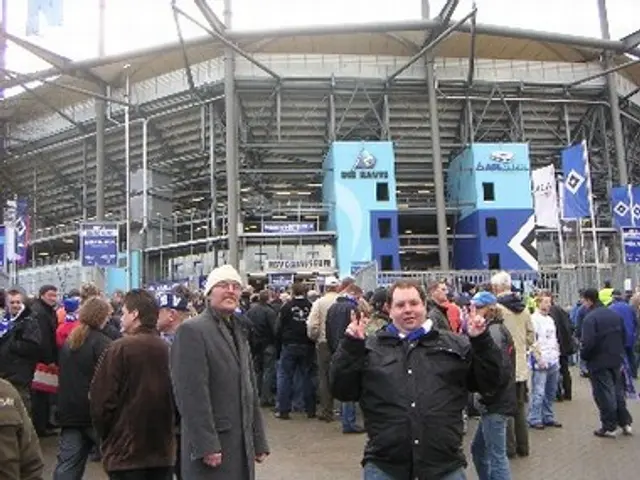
top-left (171, 265), bottom-right (270, 480)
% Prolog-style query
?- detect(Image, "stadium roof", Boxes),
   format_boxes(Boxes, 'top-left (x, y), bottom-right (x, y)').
top-left (1, 19), bottom-right (640, 123)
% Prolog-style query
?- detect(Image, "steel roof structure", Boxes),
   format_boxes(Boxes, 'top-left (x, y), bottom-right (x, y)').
top-left (1, 0), bottom-right (640, 269)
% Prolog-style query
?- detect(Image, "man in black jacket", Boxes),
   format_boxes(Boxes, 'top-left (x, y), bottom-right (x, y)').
top-left (246, 290), bottom-right (278, 406)
top-left (549, 300), bottom-right (575, 401)
top-left (0, 289), bottom-right (41, 413)
top-left (580, 288), bottom-right (633, 438)
top-left (28, 284), bottom-right (59, 437)
top-left (275, 282), bottom-right (316, 419)
top-left (331, 280), bottom-right (504, 479)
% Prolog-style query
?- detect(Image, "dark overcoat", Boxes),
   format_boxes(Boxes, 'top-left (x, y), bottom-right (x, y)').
top-left (171, 307), bottom-right (269, 480)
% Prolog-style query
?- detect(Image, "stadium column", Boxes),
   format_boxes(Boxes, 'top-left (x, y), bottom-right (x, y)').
top-left (224, 0), bottom-right (241, 270)
top-left (597, 0), bottom-right (628, 185)
top-left (421, 0), bottom-right (450, 268)
top-left (95, 0), bottom-right (106, 221)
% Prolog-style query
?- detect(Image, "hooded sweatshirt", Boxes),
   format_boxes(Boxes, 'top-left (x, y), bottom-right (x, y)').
top-left (497, 292), bottom-right (535, 382)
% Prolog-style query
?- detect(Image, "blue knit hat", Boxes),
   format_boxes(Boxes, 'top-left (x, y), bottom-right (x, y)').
top-left (63, 297), bottom-right (81, 314)
top-left (471, 291), bottom-right (497, 308)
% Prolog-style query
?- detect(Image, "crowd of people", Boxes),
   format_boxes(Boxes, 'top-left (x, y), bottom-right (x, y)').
top-left (0, 267), bottom-right (637, 479)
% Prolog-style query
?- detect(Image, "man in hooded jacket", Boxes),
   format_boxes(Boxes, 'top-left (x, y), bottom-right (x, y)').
top-left (491, 271), bottom-right (534, 458)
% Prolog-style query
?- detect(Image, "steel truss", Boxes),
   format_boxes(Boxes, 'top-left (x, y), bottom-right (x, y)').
top-left (5, 77), bottom-right (640, 230)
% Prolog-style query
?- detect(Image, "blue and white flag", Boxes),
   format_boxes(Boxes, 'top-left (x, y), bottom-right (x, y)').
top-left (610, 185), bottom-right (640, 229)
top-left (561, 141), bottom-right (591, 219)
top-left (26, 0), bottom-right (64, 36)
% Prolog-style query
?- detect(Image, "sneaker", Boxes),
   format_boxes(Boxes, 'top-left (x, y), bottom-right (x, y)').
top-left (274, 412), bottom-right (290, 420)
top-left (622, 425), bottom-right (633, 436)
top-left (593, 428), bottom-right (618, 438)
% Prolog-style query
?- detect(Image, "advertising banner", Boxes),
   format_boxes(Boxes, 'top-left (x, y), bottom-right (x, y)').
top-left (79, 222), bottom-right (119, 267)
top-left (0, 225), bottom-right (4, 268)
top-left (622, 229), bottom-right (640, 264)
top-left (264, 258), bottom-right (335, 272)
top-left (147, 278), bottom-right (190, 293)
top-left (268, 273), bottom-right (295, 287)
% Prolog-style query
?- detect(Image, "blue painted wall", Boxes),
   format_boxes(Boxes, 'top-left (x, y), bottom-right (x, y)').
top-left (323, 141), bottom-right (399, 277)
top-left (369, 210), bottom-right (401, 271)
top-left (448, 143), bottom-right (537, 270)
top-left (447, 146), bottom-right (477, 220)
top-left (106, 251), bottom-right (141, 295)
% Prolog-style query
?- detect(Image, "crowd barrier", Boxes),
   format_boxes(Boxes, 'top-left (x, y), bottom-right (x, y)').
top-left (354, 264), bottom-right (640, 307)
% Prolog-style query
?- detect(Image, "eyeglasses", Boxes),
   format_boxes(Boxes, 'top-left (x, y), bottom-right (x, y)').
top-left (214, 281), bottom-right (242, 292)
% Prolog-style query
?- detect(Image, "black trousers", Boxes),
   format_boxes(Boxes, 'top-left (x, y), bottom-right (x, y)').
top-left (507, 381), bottom-right (529, 456)
top-left (589, 368), bottom-right (633, 432)
top-left (557, 355), bottom-right (572, 400)
top-left (108, 467), bottom-right (173, 480)
top-left (31, 390), bottom-right (51, 434)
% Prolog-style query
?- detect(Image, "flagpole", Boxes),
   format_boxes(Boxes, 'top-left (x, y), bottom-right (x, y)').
top-left (556, 178), bottom-right (566, 266)
top-left (583, 140), bottom-right (602, 286)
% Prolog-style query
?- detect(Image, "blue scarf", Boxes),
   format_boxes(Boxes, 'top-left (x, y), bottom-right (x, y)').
top-left (386, 319), bottom-right (433, 342)
top-left (0, 312), bottom-right (13, 338)
top-left (161, 332), bottom-right (176, 346)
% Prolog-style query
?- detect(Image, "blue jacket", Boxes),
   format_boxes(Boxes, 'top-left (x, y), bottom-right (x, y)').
top-left (609, 299), bottom-right (638, 348)
top-left (580, 304), bottom-right (626, 372)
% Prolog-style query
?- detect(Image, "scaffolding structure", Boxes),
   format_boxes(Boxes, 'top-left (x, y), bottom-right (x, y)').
top-left (1, 0), bottom-right (640, 274)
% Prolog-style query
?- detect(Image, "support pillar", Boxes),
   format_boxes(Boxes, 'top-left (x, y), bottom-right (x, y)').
top-left (598, 0), bottom-right (628, 184)
top-left (224, 0), bottom-right (240, 269)
top-left (95, 94), bottom-right (106, 220)
top-left (422, 0), bottom-right (450, 269)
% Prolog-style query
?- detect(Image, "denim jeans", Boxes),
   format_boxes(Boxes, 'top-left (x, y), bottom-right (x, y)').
top-left (528, 364), bottom-right (560, 426)
top-left (589, 367), bottom-right (633, 432)
top-left (253, 344), bottom-right (277, 405)
top-left (363, 462), bottom-right (467, 480)
top-left (471, 413), bottom-right (512, 480)
top-left (53, 427), bottom-right (98, 480)
top-left (341, 402), bottom-right (358, 432)
top-left (276, 344), bottom-right (316, 415)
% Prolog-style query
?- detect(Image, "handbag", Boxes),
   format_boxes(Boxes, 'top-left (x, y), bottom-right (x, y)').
top-left (32, 363), bottom-right (59, 394)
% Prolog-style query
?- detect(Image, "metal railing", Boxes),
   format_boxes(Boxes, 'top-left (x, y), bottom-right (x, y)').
top-left (355, 264), bottom-right (640, 307)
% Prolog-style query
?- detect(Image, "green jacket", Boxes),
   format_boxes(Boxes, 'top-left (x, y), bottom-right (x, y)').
top-left (365, 312), bottom-right (391, 337)
top-left (0, 379), bottom-right (44, 480)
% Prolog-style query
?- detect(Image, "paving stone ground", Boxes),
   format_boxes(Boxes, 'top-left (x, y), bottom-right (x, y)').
top-left (42, 369), bottom-right (640, 479)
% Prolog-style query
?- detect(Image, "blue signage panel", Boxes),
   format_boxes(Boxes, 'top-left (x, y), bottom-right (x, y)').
top-left (325, 141), bottom-right (399, 278)
top-left (262, 222), bottom-right (316, 234)
top-left (623, 229), bottom-right (640, 264)
top-left (80, 222), bottom-right (119, 267)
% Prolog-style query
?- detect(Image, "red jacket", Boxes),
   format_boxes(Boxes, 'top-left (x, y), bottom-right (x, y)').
top-left (56, 321), bottom-right (79, 349)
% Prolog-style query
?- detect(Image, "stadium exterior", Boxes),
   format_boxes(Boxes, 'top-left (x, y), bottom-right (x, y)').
top-left (1, 8), bottom-right (640, 291)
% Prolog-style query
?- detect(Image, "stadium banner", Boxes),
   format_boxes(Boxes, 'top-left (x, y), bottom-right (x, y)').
top-left (79, 222), bottom-right (119, 267)
top-left (262, 222), bottom-right (316, 234)
top-left (561, 141), bottom-right (591, 219)
top-left (531, 164), bottom-right (560, 228)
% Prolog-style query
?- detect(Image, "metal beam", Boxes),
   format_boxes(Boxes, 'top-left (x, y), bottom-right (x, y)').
top-left (423, 0), bottom-right (450, 269)
top-left (386, 8), bottom-right (476, 84)
top-left (1, 31), bottom-right (105, 85)
top-left (193, 0), bottom-right (226, 33)
top-left (227, 21), bottom-right (640, 58)
top-left (568, 58), bottom-right (640, 87)
top-left (598, 0), bottom-right (628, 185)
top-left (0, 68), bottom-right (133, 107)
top-left (173, 5), bottom-right (281, 80)
top-left (621, 28), bottom-right (640, 51)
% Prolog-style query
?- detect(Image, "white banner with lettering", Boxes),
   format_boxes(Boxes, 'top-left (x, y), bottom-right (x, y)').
top-left (531, 165), bottom-right (560, 228)
top-left (265, 258), bottom-right (335, 272)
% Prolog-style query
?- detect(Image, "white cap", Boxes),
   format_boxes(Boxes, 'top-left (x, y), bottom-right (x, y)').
top-left (324, 276), bottom-right (340, 287)
top-left (204, 265), bottom-right (242, 295)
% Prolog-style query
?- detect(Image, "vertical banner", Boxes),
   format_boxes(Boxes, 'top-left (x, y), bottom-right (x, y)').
top-left (0, 225), bottom-right (5, 269)
top-left (79, 223), bottom-right (119, 267)
top-left (610, 185), bottom-right (640, 229)
top-left (561, 141), bottom-right (591, 219)
top-left (622, 229), bottom-right (640, 264)
top-left (14, 199), bottom-right (30, 265)
top-left (531, 164), bottom-right (559, 228)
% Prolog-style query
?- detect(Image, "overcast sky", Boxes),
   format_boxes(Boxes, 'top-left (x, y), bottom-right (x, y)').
top-left (6, 0), bottom-right (639, 73)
